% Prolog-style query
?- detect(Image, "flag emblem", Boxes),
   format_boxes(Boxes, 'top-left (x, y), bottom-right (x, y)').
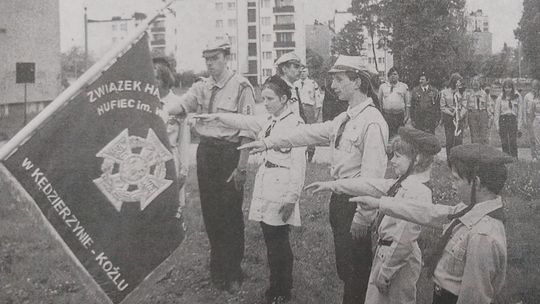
top-left (93, 128), bottom-right (173, 212)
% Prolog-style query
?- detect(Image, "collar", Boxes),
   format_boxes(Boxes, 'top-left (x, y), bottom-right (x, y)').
top-left (271, 109), bottom-right (294, 121)
top-left (421, 85), bottom-right (429, 91)
top-left (402, 170), bottom-right (431, 187)
top-left (209, 68), bottom-right (234, 89)
top-left (282, 77), bottom-right (295, 89)
top-left (459, 196), bottom-right (503, 228)
top-left (346, 97), bottom-right (374, 119)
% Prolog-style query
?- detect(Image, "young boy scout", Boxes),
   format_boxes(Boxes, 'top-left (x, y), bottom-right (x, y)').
top-left (352, 143), bottom-right (511, 304)
top-left (164, 40), bottom-right (256, 291)
top-left (240, 55), bottom-right (389, 304)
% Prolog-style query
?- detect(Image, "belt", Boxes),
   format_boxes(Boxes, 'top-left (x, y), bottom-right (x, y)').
top-left (265, 161), bottom-right (287, 169)
top-left (433, 284), bottom-right (458, 303)
top-left (377, 239), bottom-right (393, 247)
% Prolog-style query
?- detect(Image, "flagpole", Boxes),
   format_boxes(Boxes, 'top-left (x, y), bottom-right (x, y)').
top-left (0, 0), bottom-right (177, 161)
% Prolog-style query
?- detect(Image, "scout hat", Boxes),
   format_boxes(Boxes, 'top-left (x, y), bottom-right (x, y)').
top-left (328, 55), bottom-right (376, 76)
top-left (449, 144), bottom-right (514, 167)
top-left (398, 127), bottom-right (441, 155)
top-left (202, 38), bottom-right (231, 58)
top-left (274, 52), bottom-right (304, 67)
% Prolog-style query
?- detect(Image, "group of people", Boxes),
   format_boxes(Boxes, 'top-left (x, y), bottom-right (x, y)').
top-left (152, 40), bottom-right (518, 304)
top-left (377, 68), bottom-right (540, 163)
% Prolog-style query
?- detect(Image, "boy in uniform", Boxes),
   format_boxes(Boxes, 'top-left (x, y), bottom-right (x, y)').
top-left (352, 143), bottom-right (510, 304)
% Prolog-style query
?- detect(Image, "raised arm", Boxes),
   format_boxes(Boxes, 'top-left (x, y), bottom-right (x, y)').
top-left (264, 119), bottom-right (335, 149)
top-left (328, 177), bottom-right (392, 197)
top-left (164, 82), bottom-right (203, 116)
top-left (377, 196), bottom-right (458, 228)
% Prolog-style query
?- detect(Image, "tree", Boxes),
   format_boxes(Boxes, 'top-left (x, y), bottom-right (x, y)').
top-left (61, 47), bottom-right (94, 79)
top-left (305, 48), bottom-right (325, 84)
top-left (351, 0), bottom-right (387, 72)
top-left (515, 0), bottom-right (540, 79)
top-left (331, 17), bottom-right (366, 56)
top-left (375, 0), bottom-right (473, 87)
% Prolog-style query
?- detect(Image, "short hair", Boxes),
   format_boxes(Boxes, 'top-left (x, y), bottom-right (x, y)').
top-left (341, 71), bottom-right (381, 110)
top-left (451, 160), bottom-right (508, 194)
top-left (277, 61), bottom-right (300, 76)
top-left (419, 72), bottom-right (429, 81)
top-left (263, 75), bottom-right (291, 100)
top-left (154, 62), bottom-right (176, 89)
top-left (387, 67), bottom-right (399, 77)
top-left (448, 73), bottom-right (463, 90)
top-left (390, 136), bottom-right (434, 173)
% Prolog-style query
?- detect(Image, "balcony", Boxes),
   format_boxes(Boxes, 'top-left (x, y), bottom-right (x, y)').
top-left (273, 23), bottom-right (295, 30)
top-left (151, 26), bottom-right (166, 32)
top-left (151, 39), bottom-right (166, 46)
top-left (273, 6), bottom-right (294, 13)
top-left (274, 41), bottom-right (295, 48)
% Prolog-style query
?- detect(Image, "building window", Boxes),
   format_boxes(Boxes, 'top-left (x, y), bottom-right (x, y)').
top-left (229, 35), bottom-right (236, 44)
top-left (368, 58), bottom-right (373, 64)
top-left (262, 0), bottom-right (272, 8)
top-left (275, 15), bottom-right (294, 25)
top-left (248, 9), bottom-right (256, 22)
top-left (276, 32), bottom-right (293, 42)
top-left (248, 43), bottom-right (257, 56)
top-left (215, 2), bottom-right (223, 10)
top-left (228, 2), bottom-right (236, 10)
top-left (248, 26), bottom-right (257, 39)
top-left (263, 51), bottom-right (272, 60)
top-left (153, 20), bottom-right (165, 28)
top-left (378, 57), bottom-right (385, 64)
top-left (154, 33), bottom-right (165, 41)
top-left (112, 24), bottom-right (117, 31)
top-left (262, 17), bottom-right (271, 26)
top-left (276, 49), bottom-right (292, 58)
top-left (216, 20), bottom-right (224, 28)
top-left (248, 2), bottom-right (256, 7)
top-left (275, 0), bottom-right (294, 7)
top-left (228, 19), bottom-right (237, 27)
top-left (248, 60), bottom-right (257, 74)
top-left (120, 23), bottom-right (128, 31)
top-left (215, 35), bottom-right (224, 41)
top-left (262, 34), bottom-right (272, 42)
top-left (263, 68), bottom-right (272, 77)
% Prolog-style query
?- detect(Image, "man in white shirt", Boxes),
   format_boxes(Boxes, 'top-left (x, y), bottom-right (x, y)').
top-left (378, 67), bottom-right (410, 138)
top-left (295, 67), bottom-right (321, 161)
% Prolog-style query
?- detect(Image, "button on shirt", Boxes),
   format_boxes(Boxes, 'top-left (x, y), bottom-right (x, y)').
top-left (212, 109), bottom-right (306, 226)
top-left (377, 196), bottom-right (507, 304)
top-left (263, 98), bottom-right (389, 225)
top-left (378, 81), bottom-right (410, 113)
top-left (164, 68), bottom-right (256, 142)
top-left (294, 78), bottom-right (319, 106)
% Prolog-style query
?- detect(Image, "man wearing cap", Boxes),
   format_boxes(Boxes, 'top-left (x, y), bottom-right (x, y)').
top-left (353, 143), bottom-right (510, 304)
top-left (295, 67), bottom-right (321, 162)
top-left (378, 67), bottom-right (410, 138)
top-left (275, 52), bottom-right (307, 123)
top-left (165, 40), bottom-right (256, 291)
top-left (410, 73), bottom-right (441, 134)
top-left (240, 55), bottom-right (388, 304)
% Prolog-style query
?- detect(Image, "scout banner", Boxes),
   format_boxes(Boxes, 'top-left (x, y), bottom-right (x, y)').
top-left (0, 20), bottom-right (185, 304)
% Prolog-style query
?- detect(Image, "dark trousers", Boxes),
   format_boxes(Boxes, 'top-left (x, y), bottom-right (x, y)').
top-left (413, 113), bottom-right (438, 134)
top-left (432, 286), bottom-right (458, 304)
top-left (261, 222), bottom-right (293, 297)
top-left (303, 103), bottom-right (317, 161)
top-left (468, 109), bottom-right (489, 144)
top-left (329, 193), bottom-right (372, 304)
top-left (383, 111), bottom-right (405, 138)
top-left (197, 137), bottom-right (244, 283)
top-left (442, 114), bottom-right (463, 164)
top-left (499, 115), bottom-right (518, 157)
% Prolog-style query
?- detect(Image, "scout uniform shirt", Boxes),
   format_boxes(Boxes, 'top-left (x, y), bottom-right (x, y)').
top-left (465, 89), bottom-right (491, 111)
top-left (164, 68), bottom-right (256, 142)
top-left (263, 98), bottom-right (388, 225)
top-left (212, 109), bottom-right (306, 226)
top-left (440, 88), bottom-right (467, 118)
top-left (410, 84), bottom-right (441, 124)
top-left (494, 92), bottom-right (525, 130)
top-left (378, 81), bottom-right (410, 113)
top-left (326, 170), bottom-right (432, 304)
top-left (376, 196), bottom-right (507, 304)
top-left (294, 78), bottom-right (319, 107)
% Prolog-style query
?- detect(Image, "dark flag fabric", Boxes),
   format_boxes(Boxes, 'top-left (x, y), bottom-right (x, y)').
top-left (2, 34), bottom-right (185, 303)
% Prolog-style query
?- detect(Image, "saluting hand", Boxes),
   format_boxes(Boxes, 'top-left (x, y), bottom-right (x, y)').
top-left (349, 196), bottom-right (380, 210)
top-left (304, 181), bottom-right (333, 194)
top-left (237, 140), bottom-right (268, 154)
top-left (226, 168), bottom-right (246, 191)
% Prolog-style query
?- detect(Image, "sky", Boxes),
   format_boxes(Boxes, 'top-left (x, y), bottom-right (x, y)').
top-left (59, 0), bottom-right (523, 53)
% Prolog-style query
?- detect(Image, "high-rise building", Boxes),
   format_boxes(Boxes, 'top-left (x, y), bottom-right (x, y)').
top-left (0, 0), bottom-right (61, 121)
top-left (466, 9), bottom-right (492, 55)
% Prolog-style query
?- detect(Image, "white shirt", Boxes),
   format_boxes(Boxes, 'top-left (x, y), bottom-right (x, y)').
top-left (294, 78), bottom-right (319, 106)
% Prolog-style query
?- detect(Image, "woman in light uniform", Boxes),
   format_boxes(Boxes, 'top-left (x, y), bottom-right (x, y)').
top-left (195, 75), bottom-right (306, 303)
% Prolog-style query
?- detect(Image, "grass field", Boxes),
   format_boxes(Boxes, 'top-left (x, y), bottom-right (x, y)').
top-left (1, 156), bottom-right (539, 304)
